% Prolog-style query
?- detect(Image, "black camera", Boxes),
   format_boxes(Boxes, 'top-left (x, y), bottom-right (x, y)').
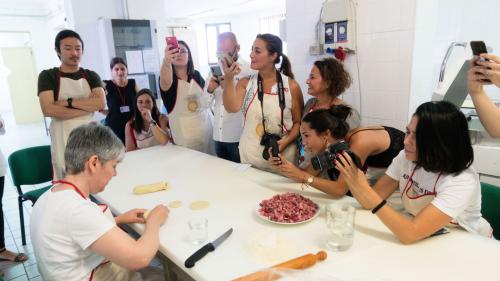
top-left (310, 141), bottom-right (362, 181)
top-left (261, 133), bottom-right (281, 160)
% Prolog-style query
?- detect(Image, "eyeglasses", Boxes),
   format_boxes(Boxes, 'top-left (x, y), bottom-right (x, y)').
top-left (178, 49), bottom-right (189, 54)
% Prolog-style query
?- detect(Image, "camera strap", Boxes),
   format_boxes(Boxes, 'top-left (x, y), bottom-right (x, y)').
top-left (257, 70), bottom-right (286, 135)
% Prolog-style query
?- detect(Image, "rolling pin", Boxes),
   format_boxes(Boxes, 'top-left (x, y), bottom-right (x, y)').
top-left (232, 251), bottom-right (327, 281)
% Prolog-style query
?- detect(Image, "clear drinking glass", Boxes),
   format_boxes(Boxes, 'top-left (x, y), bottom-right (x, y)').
top-left (325, 202), bottom-right (355, 251)
top-left (188, 217), bottom-right (208, 245)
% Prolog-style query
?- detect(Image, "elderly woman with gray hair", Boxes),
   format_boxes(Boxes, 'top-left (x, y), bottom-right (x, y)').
top-left (30, 123), bottom-right (169, 281)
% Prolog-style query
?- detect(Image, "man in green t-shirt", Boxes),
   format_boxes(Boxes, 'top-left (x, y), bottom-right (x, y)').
top-left (37, 29), bottom-right (105, 179)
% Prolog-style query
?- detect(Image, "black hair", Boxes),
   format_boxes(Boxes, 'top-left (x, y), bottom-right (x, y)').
top-left (110, 57), bottom-right (127, 69)
top-left (256, 34), bottom-right (294, 79)
top-left (132, 89), bottom-right (160, 133)
top-left (413, 101), bottom-right (473, 174)
top-left (54, 29), bottom-right (84, 59)
top-left (302, 104), bottom-right (352, 139)
top-left (173, 40), bottom-right (195, 78)
top-left (313, 58), bottom-right (351, 98)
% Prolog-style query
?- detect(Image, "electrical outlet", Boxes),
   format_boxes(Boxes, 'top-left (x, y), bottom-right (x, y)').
top-left (309, 44), bottom-right (324, 55)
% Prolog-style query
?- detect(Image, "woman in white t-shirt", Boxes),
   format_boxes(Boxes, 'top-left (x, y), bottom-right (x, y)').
top-left (31, 123), bottom-right (169, 281)
top-left (336, 101), bottom-right (493, 244)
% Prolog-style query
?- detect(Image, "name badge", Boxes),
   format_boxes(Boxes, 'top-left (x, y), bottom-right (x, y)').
top-left (120, 106), bottom-right (130, 113)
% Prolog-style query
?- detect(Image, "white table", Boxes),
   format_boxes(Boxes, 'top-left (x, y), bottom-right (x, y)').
top-left (95, 144), bottom-right (500, 281)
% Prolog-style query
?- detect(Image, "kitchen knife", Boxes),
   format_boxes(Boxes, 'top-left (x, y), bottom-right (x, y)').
top-left (184, 228), bottom-right (233, 268)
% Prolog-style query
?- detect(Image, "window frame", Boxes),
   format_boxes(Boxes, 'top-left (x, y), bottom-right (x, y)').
top-left (205, 22), bottom-right (231, 64)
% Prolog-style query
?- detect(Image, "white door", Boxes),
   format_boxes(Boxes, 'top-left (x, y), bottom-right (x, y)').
top-left (0, 47), bottom-right (43, 124)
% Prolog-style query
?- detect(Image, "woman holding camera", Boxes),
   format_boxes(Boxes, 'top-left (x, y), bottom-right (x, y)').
top-left (102, 57), bottom-right (139, 144)
top-left (159, 40), bottom-right (214, 154)
top-left (336, 101), bottom-right (492, 243)
top-left (269, 105), bottom-right (404, 197)
top-left (125, 89), bottom-right (169, 151)
top-left (222, 34), bottom-right (304, 171)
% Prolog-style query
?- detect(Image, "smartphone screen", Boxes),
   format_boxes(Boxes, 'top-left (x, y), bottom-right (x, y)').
top-left (166, 36), bottom-right (179, 51)
top-left (471, 41), bottom-right (487, 57)
top-left (217, 51), bottom-right (234, 66)
top-left (209, 64), bottom-right (223, 78)
top-left (470, 41), bottom-right (491, 82)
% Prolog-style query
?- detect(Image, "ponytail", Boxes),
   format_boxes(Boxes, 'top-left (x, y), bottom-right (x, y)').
top-left (256, 34), bottom-right (295, 78)
top-left (280, 54), bottom-right (294, 79)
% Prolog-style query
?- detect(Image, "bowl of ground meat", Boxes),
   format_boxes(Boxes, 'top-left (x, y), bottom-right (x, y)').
top-left (257, 192), bottom-right (320, 224)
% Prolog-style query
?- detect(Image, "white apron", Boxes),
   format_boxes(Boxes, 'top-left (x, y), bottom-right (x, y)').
top-left (168, 78), bottom-right (214, 154)
top-left (49, 70), bottom-right (94, 180)
top-left (401, 166), bottom-right (492, 237)
top-left (239, 73), bottom-right (296, 171)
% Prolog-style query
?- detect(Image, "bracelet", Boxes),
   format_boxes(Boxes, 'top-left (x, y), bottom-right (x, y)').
top-left (150, 120), bottom-right (157, 126)
top-left (371, 199), bottom-right (387, 214)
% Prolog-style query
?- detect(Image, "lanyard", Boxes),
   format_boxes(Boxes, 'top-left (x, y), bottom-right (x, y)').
top-left (112, 82), bottom-right (127, 106)
top-left (52, 180), bottom-right (87, 199)
top-left (403, 166), bottom-right (442, 197)
top-left (257, 70), bottom-right (285, 135)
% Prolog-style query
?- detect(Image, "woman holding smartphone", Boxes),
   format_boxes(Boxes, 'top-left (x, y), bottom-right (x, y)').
top-left (222, 34), bottom-right (304, 171)
top-left (468, 52), bottom-right (500, 137)
top-left (336, 101), bottom-right (492, 244)
top-left (159, 39), bottom-right (214, 154)
top-left (102, 57), bottom-right (139, 144)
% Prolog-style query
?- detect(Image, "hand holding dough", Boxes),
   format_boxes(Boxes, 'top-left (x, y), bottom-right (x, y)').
top-left (133, 182), bottom-right (169, 194)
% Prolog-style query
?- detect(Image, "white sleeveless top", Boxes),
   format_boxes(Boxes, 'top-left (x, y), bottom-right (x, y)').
top-left (132, 127), bottom-right (161, 149)
top-left (239, 73), bottom-right (296, 171)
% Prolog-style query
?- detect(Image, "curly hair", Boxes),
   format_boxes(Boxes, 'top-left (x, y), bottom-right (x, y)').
top-left (313, 58), bottom-right (351, 98)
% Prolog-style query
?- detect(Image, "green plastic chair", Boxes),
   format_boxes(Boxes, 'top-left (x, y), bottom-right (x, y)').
top-left (8, 145), bottom-right (52, 245)
top-left (481, 182), bottom-right (500, 239)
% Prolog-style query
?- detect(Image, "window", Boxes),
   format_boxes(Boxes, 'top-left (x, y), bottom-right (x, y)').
top-left (205, 23), bottom-right (231, 64)
top-left (259, 14), bottom-right (287, 53)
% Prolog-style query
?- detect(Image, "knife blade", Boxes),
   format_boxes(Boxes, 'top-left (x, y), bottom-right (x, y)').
top-left (184, 228), bottom-right (233, 268)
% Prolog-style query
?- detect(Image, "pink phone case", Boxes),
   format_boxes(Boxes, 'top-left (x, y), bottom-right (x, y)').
top-left (166, 37), bottom-right (179, 50)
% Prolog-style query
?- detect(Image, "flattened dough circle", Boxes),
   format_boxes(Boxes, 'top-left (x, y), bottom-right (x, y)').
top-left (189, 200), bottom-right (210, 210)
top-left (168, 200), bottom-right (183, 208)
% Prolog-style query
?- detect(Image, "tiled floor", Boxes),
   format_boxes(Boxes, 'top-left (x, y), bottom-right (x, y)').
top-left (0, 112), bottom-right (49, 280)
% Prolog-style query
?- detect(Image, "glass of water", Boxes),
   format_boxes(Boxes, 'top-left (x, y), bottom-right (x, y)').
top-left (188, 217), bottom-right (208, 245)
top-left (325, 202), bottom-right (355, 251)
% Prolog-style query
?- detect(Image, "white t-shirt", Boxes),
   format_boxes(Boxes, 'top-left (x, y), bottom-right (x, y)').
top-left (386, 150), bottom-right (491, 236)
top-left (30, 189), bottom-right (116, 281)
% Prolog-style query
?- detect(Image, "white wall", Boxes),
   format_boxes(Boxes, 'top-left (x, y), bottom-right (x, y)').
top-left (409, 0), bottom-right (500, 118)
top-left (0, 16), bottom-right (61, 73)
top-left (287, 0), bottom-right (416, 131)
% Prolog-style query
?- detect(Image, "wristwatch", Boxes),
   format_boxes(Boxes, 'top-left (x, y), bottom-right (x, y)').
top-left (67, 98), bottom-right (73, 108)
top-left (306, 175), bottom-right (314, 185)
